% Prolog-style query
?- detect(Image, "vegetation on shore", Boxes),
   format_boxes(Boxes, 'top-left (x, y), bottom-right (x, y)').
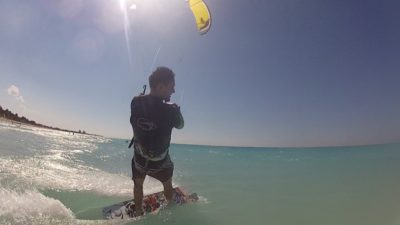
top-left (0, 105), bottom-right (89, 135)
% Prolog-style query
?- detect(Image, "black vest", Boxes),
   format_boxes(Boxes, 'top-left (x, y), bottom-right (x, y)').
top-left (130, 95), bottom-right (176, 159)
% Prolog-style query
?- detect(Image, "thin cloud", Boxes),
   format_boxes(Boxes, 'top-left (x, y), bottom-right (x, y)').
top-left (16, 96), bottom-right (25, 103)
top-left (6, 85), bottom-right (25, 103)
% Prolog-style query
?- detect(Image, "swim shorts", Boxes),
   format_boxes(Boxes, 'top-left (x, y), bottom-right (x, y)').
top-left (131, 152), bottom-right (174, 183)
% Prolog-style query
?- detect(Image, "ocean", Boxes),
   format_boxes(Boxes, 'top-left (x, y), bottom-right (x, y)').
top-left (1, 120), bottom-right (400, 225)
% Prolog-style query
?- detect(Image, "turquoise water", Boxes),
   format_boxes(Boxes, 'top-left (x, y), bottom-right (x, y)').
top-left (1, 120), bottom-right (400, 225)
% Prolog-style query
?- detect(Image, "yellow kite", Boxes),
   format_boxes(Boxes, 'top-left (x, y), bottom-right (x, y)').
top-left (189, 0), bottom-right (211, 35)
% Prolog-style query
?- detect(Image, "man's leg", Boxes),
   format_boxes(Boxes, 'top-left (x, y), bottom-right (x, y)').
top-left (133, 178), bottom-right (145, 216)
top-left (132, 154), bottom-right (148, 216)
top-left (148, 155), bottom-right (174, 203)
top-left (162, 178), bottom-right (173, 202)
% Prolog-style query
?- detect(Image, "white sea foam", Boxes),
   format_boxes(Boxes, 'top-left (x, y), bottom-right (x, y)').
top-left (0, 153), bottom-right (174, 198)
top-left (0, 120), bottom-right (141, 196)
top-left (1, 119), bottom-right (184, 224)
top-left (0, 124), bottom-right (176, 200)
top-left (0, 188), bottom-right (74, 221)
top-left (0, 156), bottom-right (133, 196)
top-left (0, 187), bottom-right (121, 224)
top-left (197, 195), bottom-right (210, 204)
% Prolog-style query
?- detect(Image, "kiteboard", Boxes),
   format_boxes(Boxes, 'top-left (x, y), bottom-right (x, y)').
top-left (102, 187), bottom-right (198, 219)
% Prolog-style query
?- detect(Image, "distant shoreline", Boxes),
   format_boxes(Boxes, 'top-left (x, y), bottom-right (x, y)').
top-left (0, 117), bottom-right (99, 136)
top-left (0, 105), bottom-right (98, 136)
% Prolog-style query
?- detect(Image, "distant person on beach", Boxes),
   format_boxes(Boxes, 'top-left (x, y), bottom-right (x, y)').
top-left (129, 67), bottom-right (184, 216)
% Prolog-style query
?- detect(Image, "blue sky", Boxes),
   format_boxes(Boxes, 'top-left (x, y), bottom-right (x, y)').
top-left (1, 0), bottom-right (399, 147)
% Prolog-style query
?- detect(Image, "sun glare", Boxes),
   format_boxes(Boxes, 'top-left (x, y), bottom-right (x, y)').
top-left (120, 0), bottom-right (137, 12)
top-left (119, 0), bottom-right (127, 12)
top-left (130, 4), bottom-right (137, 10)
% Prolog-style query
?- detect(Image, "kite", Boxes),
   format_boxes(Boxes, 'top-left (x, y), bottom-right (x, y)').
top-left (188, 0), bottom-right (211, 35)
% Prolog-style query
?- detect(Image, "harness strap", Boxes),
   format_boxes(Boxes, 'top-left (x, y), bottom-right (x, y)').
top-left (128, 137), bottom-right (135, 148)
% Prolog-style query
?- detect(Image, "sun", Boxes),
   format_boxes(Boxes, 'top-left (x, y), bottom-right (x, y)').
top-left (119, 0), bottom-right (137, 12)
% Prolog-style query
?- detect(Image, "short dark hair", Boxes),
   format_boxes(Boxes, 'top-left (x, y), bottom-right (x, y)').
top-left (149, 67), bottom-right (175, 89)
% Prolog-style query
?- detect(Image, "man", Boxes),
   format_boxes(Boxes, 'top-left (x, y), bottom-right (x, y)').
top-left (130, 67), bottom-right (184, 216)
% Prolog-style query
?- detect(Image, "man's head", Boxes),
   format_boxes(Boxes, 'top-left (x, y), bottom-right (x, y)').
top-left (149, 67), bottom-right (175, 101)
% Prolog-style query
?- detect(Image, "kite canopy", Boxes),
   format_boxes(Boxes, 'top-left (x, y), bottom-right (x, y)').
top-left (189, 0), bottom-right (211, 35)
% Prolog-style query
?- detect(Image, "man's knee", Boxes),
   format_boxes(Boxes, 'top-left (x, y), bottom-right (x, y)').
top-left (134, 178), bottom-right (144, 188)
top-left (162, 178), bottom-right (172, 189)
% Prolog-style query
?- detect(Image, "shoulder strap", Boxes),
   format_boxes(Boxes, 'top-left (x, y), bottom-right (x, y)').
top-left (128, 137), bottom-right (135, 148)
